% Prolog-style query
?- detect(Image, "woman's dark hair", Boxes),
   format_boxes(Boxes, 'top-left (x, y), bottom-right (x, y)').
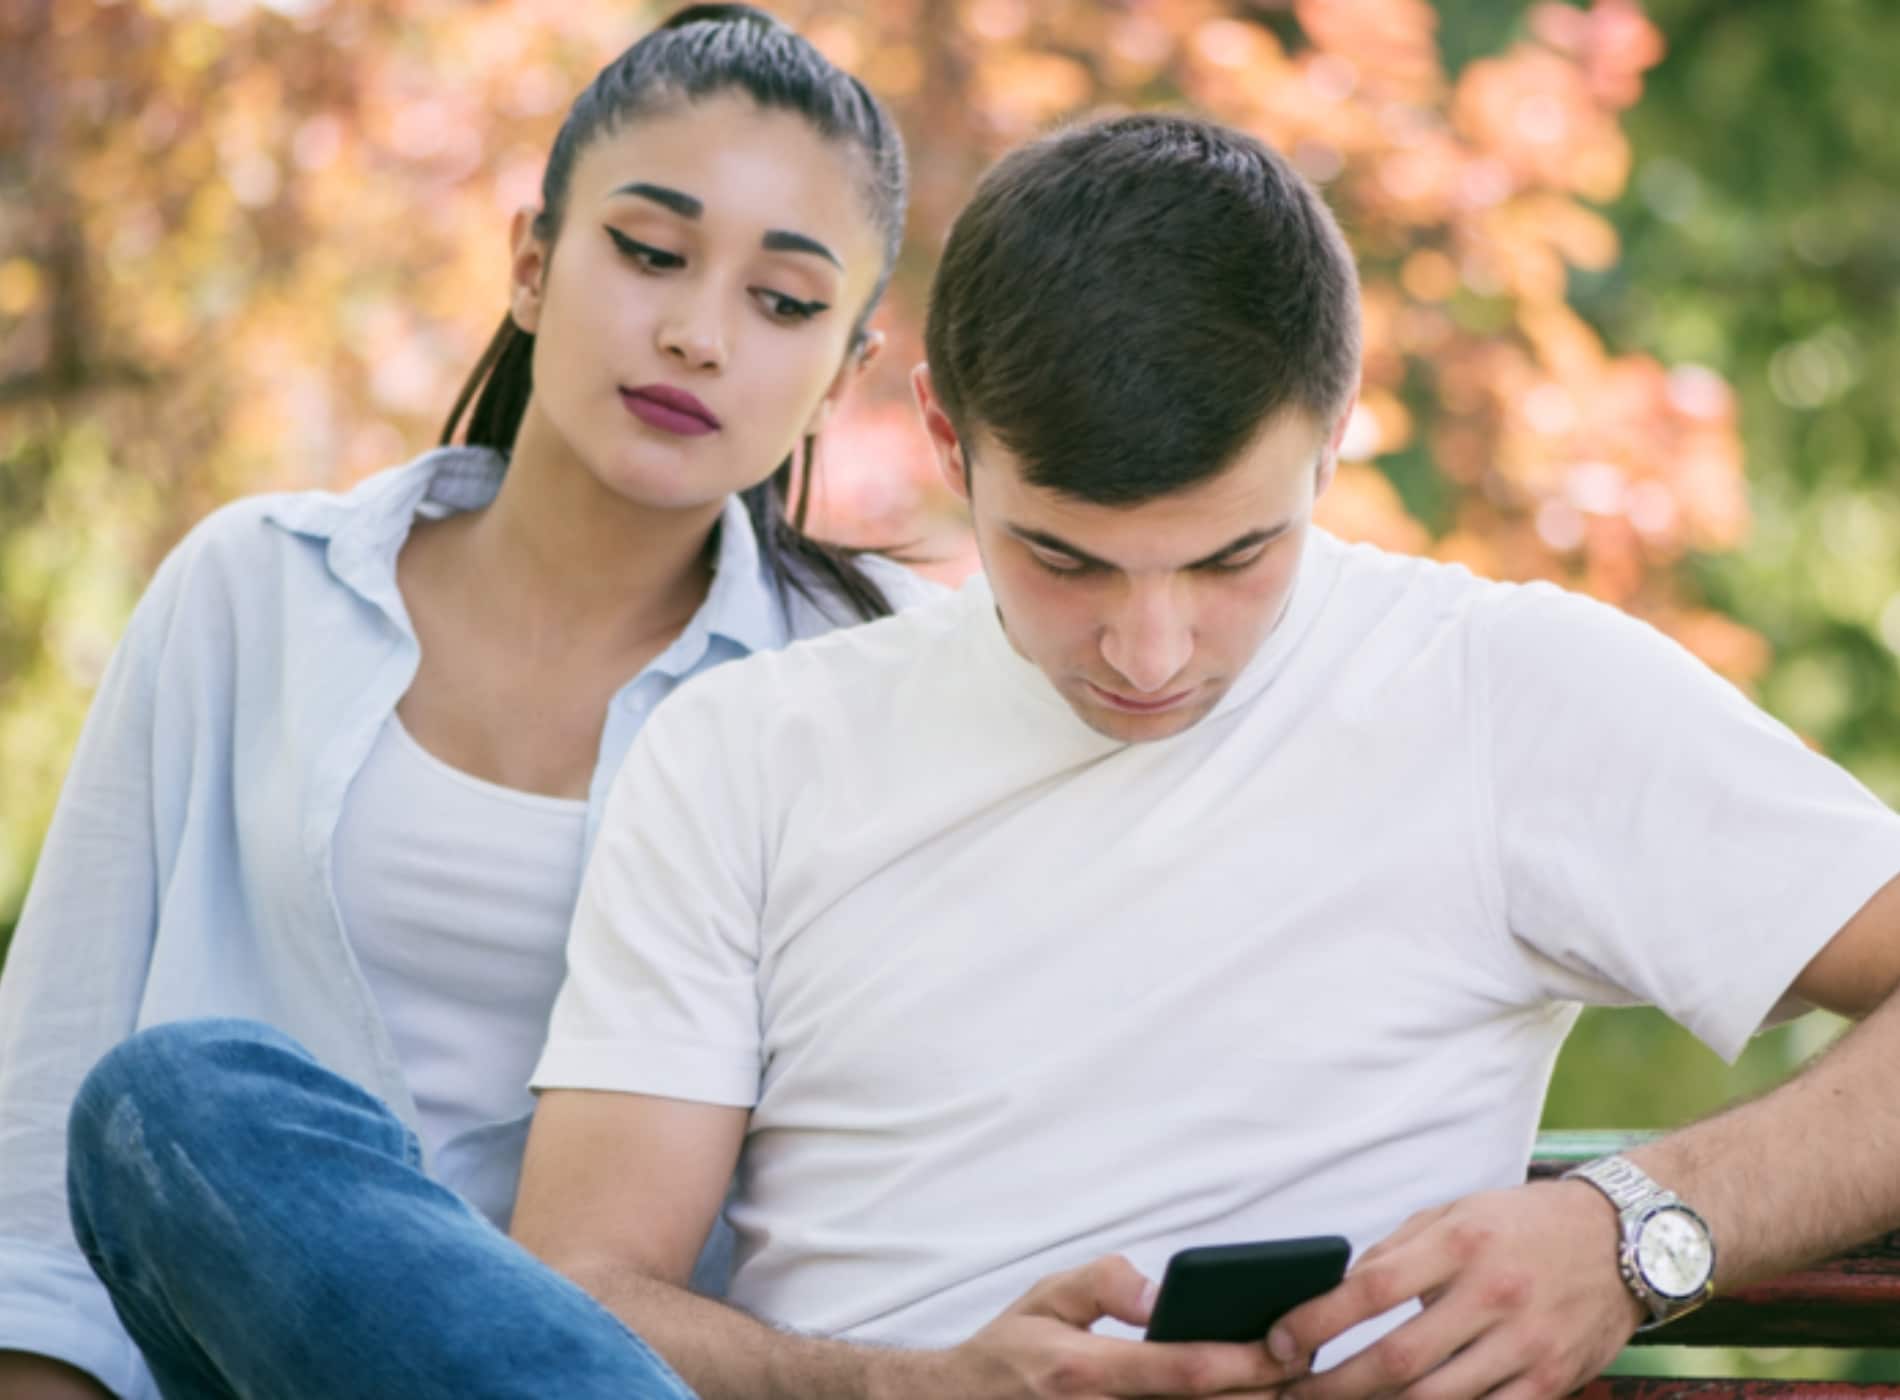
top-left (924, 113), bottom-right (1361, 506)
top-left (442, 3), bottom-right (909, 620)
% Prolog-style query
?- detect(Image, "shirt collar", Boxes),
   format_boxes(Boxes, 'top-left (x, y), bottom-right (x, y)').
top-left (660, 492), bottom-right (785, 670)
top-left (262, 446), bottom-right (786, 660)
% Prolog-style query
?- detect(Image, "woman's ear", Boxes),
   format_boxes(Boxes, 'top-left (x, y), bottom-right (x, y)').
top-left (802, 329), bottom-right (886, 438)
top-left (509, 206), bottom-right (549, 334)
top-left (910, 362), bottom-right (970, 504)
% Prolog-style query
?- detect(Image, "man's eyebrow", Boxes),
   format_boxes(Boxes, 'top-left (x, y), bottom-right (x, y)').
top-left (1186, 523), bottom-right (1290, 568)
top-left (1006, 526), bottom-right (1117, 571)
top-left (763, 229), bottom-right (843, 271)
top-left (1005, 521), bottom-right (1293, 571)
top-left (611, 182), bottom-right (703, 219)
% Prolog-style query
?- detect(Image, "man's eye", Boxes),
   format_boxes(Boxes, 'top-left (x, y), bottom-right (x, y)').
top-left (1030, 549), bottom-right (1093, 576)
top-left (1200, 548), bottom-right (1267, 574)
top-left (605, 227), bottom-right (684, 270)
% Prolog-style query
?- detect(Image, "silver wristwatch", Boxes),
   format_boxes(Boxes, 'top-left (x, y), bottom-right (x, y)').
top-left (1562, 1154), bottom-right (1716, 1331)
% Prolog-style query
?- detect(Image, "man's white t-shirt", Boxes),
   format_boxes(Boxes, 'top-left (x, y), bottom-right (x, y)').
top-left (534, 528), bottom-right (1900, 1354)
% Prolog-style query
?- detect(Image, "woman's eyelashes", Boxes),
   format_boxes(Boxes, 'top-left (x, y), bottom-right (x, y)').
top-left (605, 227), bottom-right (830, 325)
top-left (606, 226), bottom-right (684, 270)
top-left (754, 289), bottom-right (829, 323)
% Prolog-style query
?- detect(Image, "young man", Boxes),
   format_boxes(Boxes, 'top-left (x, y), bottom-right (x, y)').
top-left (507, 113), bottom-right (1900, 1397)
top-left (72, 114), bottom-right (1900, 1400)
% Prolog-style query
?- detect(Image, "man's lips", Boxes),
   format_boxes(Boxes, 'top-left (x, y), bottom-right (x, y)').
top-left (1085, 681), bottom-right (1197, 715)
top-left (621, 384), bottom-right (720, 436)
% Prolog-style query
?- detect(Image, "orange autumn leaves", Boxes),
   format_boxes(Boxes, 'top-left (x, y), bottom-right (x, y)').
top-left (9, 0), bottom-right (1756, 683)
top-left (802, 0), bottom-right (1758, 686)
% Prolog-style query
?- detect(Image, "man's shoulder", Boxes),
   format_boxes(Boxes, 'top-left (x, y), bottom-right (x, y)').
top-left (662, 580), bottom-right (977, 733)
top-left (1311, 533), bottom-right (1727, 715)
top-left (1309, 530), bottom-right (1527, 646)
top-left (1319, 529), bottom-right (1485, 598)
top-left (1315, 529), bottom-right (1642, 635)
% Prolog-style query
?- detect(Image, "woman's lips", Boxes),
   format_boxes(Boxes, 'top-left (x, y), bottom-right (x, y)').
top-left (1085, 681), bottom-right (1197, 715)
top-left (620, 384), bottom-right (720, 437)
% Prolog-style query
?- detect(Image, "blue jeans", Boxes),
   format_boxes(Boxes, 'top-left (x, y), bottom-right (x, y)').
top-left (66, 1018), bottom-right (698, 1400)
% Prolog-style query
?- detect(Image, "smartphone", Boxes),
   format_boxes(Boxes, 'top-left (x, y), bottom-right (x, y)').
top-left (1144, 1235), bottom-right (1352, 1344)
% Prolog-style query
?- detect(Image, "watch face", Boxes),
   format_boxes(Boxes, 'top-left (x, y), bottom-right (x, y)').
top-left (1635, 1207), bottom-right (1714, 1299)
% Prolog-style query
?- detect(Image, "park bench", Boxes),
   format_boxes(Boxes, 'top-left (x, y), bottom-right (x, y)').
top-left (1532, 1133), bottom-right (1900, 1399)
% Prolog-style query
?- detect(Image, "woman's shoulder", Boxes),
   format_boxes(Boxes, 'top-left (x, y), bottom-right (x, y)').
top-left (852, 551), bottom-right (953, 613)
top-left (152, 451), bottom-right (468, 588)
top-left (778, 550), bottom-right (951, 642)
top-left (122, 455), bottom-right (460, 660)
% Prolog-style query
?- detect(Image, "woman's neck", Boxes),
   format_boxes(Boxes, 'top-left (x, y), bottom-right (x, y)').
top-left (454, 424), bottom-right (726, 655)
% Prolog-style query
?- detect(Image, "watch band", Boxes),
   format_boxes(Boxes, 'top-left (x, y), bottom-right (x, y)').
top-left (1565, 1154), bottom-right (1661, 1212)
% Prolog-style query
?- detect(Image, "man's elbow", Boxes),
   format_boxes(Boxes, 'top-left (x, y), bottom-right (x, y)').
top-left (512, 1213), bottom-right (693, 1300)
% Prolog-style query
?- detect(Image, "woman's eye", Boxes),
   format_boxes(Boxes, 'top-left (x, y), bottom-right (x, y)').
top-left (755, 289), bottom-right (828, 323)
top-left (605, 227), bottom-right (683, 270)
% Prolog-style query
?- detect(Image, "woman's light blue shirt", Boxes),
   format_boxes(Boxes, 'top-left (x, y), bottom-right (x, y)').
top-left (0, 446), bottom-right (935, 1398)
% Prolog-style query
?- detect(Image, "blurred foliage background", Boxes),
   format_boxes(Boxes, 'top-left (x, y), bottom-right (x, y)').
top-left (2, 0), bottom-right (1897, 1377)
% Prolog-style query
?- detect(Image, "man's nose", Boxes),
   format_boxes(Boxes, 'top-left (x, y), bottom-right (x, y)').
top-left (1099, 581), bottom-right (1193, 694)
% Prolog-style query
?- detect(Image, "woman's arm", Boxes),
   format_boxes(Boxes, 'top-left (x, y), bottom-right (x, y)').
top-left (0, 1351), bottom-right (116, 1399)
top-left (0, 551), bottom-right (183, 1396)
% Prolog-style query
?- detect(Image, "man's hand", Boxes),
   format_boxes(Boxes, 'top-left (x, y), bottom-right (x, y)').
top-left (1265, 1182), bottom-right (1645, 1400)
top-left (929, 1254), bottom-right (1296, 1399)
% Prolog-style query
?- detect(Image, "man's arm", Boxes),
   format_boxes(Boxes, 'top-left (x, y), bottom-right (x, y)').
top-left (511, 1088), bottom-right (1294, 1400)
top-left (1268, 870), bottom-right (1900, 1400)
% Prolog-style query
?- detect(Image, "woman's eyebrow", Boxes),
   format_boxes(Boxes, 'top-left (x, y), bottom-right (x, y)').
top-left (763, 229), bottom-right (842, 270)
top-left (612, 181), bottom-right (702, 218)
top-left (609, 181), bottom-right (842, 271)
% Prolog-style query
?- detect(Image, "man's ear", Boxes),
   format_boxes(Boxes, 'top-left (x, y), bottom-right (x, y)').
top-left (910, 362), bottom-right (970, 503)
top-left (1316, 392), bottom-right (1358, 498)
top-left (803, 329), bottom-right (886, 437)
top-left (509, 206), bottom-right (549, 334)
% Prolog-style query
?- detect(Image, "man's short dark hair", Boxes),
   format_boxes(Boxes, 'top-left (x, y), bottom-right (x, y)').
top-left (924, 113), bottom-right (1362, 506)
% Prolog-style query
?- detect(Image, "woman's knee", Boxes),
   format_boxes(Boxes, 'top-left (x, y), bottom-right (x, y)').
top-left (68, 1019), bottom-right (303, 1195)
top-left (66, 1017), bottom-right (306, 1277)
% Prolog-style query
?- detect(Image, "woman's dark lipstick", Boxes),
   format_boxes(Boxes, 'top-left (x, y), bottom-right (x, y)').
top-left (621, 384), bottom-right (720, 437)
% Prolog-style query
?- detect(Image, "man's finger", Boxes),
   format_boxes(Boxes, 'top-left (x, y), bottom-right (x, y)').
top-left (1278, 1296), bottom-right (1490, 1400)
top-left (1078, 1334), bottom-right (1286, 1397)
top-left (1353, 1203), bottom-right (1451, 1272)
top-left (1268, 1226), bottom-right (1459, 1371)
top-left (1017, 1254), bottom-right (1156, 1330)
top-left (1380, 1328), bottom-right (1527, 1400)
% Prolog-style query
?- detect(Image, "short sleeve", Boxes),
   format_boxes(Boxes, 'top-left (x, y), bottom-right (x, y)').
top-left (533, 676), bottom-right (766, 1107)
top-left (1479, 585), bottom-right (1900, 1061)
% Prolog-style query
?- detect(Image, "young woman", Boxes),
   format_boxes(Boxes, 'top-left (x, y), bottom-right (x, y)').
top-left (0, 7), bottom-right (929, 1396)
